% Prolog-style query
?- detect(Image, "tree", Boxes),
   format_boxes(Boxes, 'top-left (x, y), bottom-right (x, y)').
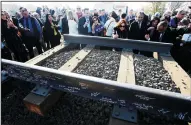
top-left (167, 2), bottom-right (184, 12)
top-left (143, 2), bottom-right (166, 15)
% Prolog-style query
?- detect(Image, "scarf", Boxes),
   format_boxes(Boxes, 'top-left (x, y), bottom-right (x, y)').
top-left (51, 23), bottom-right (58, 36)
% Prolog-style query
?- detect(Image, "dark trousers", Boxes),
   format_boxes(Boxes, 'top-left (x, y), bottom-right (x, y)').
top-left (2, 46), bottom-right (12, 60)
top-left (24, 36), bottom-right (43, 59)
top-left (49, 35), bottom-right (61, 48)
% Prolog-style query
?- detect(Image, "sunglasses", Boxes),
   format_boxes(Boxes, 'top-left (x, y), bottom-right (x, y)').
top-left (120, 26), bottom-right (125, 28)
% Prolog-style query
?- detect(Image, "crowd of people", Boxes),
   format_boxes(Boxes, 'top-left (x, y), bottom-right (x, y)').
top-left (1, 5), bottom-right (191, 72)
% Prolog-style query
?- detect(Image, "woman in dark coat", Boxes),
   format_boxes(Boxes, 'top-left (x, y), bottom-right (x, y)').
top-left (112, 19), bottom-right (129, 51)
top-left (43, 14), bottom-right (61, 49)
top-left (1, 12), bottom-right (28, 62)
top-left (112, 19), bottom-right (129, 39)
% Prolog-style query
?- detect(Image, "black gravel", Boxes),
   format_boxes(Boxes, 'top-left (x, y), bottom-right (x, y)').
top-left (73, 49), bottom-right (121, 81)
top-left (39, 44), bottom-right (82, 69)
top-left (1, 80), bottom-right (113, 125)
top-left (138, 111), bottom-right (188, 125)
top-left (134, 55), bottom-right (180, 93)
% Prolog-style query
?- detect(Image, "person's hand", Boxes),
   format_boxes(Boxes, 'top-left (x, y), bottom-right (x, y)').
top-left (24, 28), bottom-right (30, 32)
top-left (145, 34), bottom-right (150, 40)
top-left (147, 27), bottom-right (155, 31)
top-left (7, 21), bottom-right (14, 28)
top-left (113, 34), bottom-right (118, 39)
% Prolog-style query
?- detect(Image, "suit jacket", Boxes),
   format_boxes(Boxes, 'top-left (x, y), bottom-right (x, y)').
top-left (78, 16), bottom-right (93, 35)
top-left (129, 20), bottom-right (147, 40)
top-left (19, 16), bottom-right (42, 39)
top-left (149, 27), bottom-right (176, 43)
top-left (143, 14), bottom-right (149, 25)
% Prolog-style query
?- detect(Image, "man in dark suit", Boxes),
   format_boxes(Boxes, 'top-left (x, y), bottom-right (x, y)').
top-left (19, 8), bottom-right (43, 58)
top-left (129, 12), bottom-right (148, 55)
top-left (78, 8), bottom-right (93, 35)
top-left (129, 12), bottom-right (147, 40)
top-left (145, 21), bottom-right (177, 43)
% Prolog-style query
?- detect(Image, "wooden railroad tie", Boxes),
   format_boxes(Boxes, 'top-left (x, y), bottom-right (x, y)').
top-left (109, 49), bottom-right (137, 125)
top-left (23, 44), bottom-right (95, 116)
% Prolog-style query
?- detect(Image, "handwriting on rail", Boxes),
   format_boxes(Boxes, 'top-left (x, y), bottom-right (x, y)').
top-left (91, 92), bottom-right (100, 97)
top-left (100, 97), bottom-right (117, 104)
top-left (132, 103), bottom-right (153, 110)
top-left (135, 95), bottom-right (155, 101)
top-left (158, 108), bottom-right (170, 114)
top-left (174, 112), bottom-right (188, 120)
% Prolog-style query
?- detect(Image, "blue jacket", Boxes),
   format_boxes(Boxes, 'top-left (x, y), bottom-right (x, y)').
top-left (98, 14), bottom-right (108, 25)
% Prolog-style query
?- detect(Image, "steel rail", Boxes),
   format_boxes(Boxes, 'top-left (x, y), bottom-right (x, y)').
top-left (2, 59), bottom-right (191, 122)
top-left (64, 34), bottom-right (173, 53)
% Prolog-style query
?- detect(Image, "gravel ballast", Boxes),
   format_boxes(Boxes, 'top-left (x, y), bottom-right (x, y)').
top-left (134, 55), bottom-right (180, 93)
top-left (73, 49), bottom-right (121, 81)
top-left (39, 44), bottom-right (82, 69)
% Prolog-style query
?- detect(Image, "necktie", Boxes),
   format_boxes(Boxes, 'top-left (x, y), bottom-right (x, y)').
top-left (26, 18), bottom-right (29, 29)
top-left (139, 22), bottom-right (141, 29)
top-left (159, 33), bottom-right (163, 42)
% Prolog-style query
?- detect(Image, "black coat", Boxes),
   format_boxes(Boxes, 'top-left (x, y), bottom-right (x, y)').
top-left (1, 19), bottom-right (21, 44)
top-left (12, 17), bottom-right (19, 27)
top-left (129, 21), bottom-right (147, 40)
top-left (113, 25), bottom-right (129, 39)
top-left (143, 14), bottom-right (149, 25)
top-left (43, 21), bottom-right (61, 42)
top-left (1, 19), bottom-right (28, 62)
top-left (78, 16), bottom-right (93, 35)
top-left (61, 16), bottom-right (69, 34)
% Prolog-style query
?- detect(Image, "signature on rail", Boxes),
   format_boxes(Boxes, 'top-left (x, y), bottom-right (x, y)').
top-left (158, 108), bottom-right (170, 114)
top-left (91, 92), bottom-right (100, 97)
top-left (64, 87), bottom-right (80, 93)
top-left (135, 95), bottom-right (155, 101)
top-left (174, 112), bottom-right (188, 120)
top-left (132, 103), bottom-right (153, 110)
top-left (100, 97), bottom-right (117, 104)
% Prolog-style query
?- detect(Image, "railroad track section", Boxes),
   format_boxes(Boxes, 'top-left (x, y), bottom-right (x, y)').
top-left (2, 35), bottom-right (191, 124)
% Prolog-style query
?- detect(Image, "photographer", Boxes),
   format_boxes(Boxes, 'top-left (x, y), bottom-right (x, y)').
top-left (92, 16), bottom-right (104, 36)
top-left (78, 8), bottom-right (93, 35)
